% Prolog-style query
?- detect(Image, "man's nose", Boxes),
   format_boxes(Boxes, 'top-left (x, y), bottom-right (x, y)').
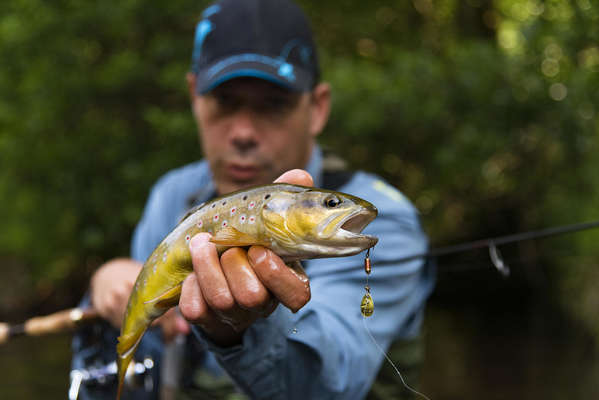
top-left (229, 109), bottom-right (259, 151)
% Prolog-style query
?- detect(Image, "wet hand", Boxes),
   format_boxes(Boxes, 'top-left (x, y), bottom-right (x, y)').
top-left (178, 169), bottom-right (313, 346)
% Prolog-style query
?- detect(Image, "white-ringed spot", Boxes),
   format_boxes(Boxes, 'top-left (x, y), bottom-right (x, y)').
top-left (185, 235), bottom-right (191, 243)
top-left (249, 216), bottom-right (256, 224)
top-left (213, 214), bottom-right (219, 222)
top-left (240, 214), bottom-right (247, 224)
top-left (230, 207), bottom-right (236, 216)
top-left (197, 221), bottom-right (203, 229)
top-left (248, 201), bottom-right (255, 209)
top-left (222, 220), bottom-right (228, 228)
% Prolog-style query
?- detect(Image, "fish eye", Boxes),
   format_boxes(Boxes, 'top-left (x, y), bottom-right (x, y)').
top-left (324, 195), bottom-right (342, 208)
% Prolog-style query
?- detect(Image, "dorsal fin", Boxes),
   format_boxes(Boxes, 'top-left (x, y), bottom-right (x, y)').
top-left (178, 202), bottom-right (207, 224)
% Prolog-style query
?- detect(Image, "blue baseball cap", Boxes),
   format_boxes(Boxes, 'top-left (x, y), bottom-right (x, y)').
top-left (190, 0), bottom-right (320, 94)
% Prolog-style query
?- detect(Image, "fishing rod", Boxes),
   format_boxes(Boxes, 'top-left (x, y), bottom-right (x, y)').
top-left (384, 219), bottom-right (599, 276)
top-left (0, 307), bottom-right (100, 345)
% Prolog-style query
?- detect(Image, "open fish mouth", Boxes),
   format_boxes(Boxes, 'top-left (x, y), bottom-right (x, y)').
top-left (337, 209), bottom-right (379, 246)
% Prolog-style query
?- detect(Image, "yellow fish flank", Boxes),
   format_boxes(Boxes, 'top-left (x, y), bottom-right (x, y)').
top-left (116, 183), bottom-right (378, 399)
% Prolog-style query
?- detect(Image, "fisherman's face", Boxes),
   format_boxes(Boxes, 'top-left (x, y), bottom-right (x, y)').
top-left (188, 76), bottom-right (330, 195)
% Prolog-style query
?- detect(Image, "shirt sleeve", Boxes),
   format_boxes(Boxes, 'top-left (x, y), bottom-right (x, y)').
top-left (190, 182), bottom-right (433, 399)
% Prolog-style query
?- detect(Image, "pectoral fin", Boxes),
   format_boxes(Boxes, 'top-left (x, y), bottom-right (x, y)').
top-left (143, 283), bottom-right (182, 309)
top-left (210, 226), bottom-right (270, 247)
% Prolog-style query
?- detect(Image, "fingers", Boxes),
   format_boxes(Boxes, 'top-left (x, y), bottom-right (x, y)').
top-left (248, 247), bottom-right (311, 313)
top-left (220, 248), bottom-right (274, 315)
top-left (189, 233), bottom-right (235, 314)
top-left (179, 265), bottom-right (251, 346)
top-left (182, 234), bottom-right (261, 334)
top-left (90, 259), bottom-right (142, 328)
top-left (179, 272), bottom-right (209, 323)
top-left (274, 169), bottom-right (313, 187)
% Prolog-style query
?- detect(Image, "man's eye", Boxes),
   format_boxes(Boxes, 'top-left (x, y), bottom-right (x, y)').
top-left (254, 96), bottom-right (299, 114)
top-left (215, 95), bottom-right (240, 111)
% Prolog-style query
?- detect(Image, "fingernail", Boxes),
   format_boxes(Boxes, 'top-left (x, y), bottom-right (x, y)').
top-left (189, 232), bottom-right (211, 250)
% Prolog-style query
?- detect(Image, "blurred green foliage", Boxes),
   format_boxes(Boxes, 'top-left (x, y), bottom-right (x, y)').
top-left (0, 0), bottom-right (598, 337)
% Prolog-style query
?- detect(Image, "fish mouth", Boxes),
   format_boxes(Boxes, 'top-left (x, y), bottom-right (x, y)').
top-left (336, 209), bottom-right (379, 247)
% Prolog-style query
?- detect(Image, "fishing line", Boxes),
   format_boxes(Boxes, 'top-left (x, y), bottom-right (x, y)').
top-left (361, 317), bottom-right (431, 400)
top-left (360, 247), bottom-right (432, 400)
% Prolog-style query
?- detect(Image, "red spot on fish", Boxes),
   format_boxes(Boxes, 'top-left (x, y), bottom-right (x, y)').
top-left (213, 214), bottom-right (219, 221)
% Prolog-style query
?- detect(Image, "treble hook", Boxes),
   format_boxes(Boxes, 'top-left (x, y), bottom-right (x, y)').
top-left (489, 241), bottom-right (510, 277)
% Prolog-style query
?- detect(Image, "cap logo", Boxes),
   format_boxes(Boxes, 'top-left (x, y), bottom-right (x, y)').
top-left (202, 4), bottom-right (221, 17)
top-left (191, 5), bottom-right (221, 72)
top-left (277, 63), bottom-right (295, 81)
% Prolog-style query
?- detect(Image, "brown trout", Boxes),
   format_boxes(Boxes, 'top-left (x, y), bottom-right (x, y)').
top-left (116, 183), bottom-right (378, 399)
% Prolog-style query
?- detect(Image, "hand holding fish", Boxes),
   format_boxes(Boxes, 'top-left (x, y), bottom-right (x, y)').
top-left (181, 235), bottom-right (310, 346)
top-left (179, 169), bottom-right (314, 346)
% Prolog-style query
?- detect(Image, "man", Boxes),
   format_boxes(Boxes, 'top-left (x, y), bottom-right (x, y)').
top-left (71, 0), bottom-right (435, 399)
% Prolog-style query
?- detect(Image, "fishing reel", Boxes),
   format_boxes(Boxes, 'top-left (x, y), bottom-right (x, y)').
top-left (68, 357), bottom-right (155, 400)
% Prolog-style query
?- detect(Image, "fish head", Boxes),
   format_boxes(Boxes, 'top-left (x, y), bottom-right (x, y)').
top-left (261, 185), bottom-right (379, 260)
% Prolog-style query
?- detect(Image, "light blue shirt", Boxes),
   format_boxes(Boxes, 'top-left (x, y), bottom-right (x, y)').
top-left (130, 146), bottom-right (434, 399)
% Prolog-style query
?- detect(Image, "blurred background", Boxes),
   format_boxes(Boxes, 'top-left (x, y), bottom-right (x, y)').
top-left (1, 0), bottom-right (598, 398)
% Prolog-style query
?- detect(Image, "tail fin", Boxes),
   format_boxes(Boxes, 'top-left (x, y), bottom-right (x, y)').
top-left (115, 328), bottom-right (146, 400)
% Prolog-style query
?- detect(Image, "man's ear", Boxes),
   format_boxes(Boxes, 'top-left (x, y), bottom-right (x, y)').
top-left (308, 82), bottom-right (331, 138)
top-left (186, 72), bottom-right (198, 101)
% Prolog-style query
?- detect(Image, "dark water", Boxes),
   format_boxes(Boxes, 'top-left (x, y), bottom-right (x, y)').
top-left (1, 299), bottom-right (598, 399)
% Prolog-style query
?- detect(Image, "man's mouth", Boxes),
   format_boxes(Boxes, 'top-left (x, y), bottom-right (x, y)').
top-left (226, 162), bottom-right (260, 181)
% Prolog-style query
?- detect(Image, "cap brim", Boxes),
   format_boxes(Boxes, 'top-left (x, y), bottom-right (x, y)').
top-left (196, 58), bottom-right (312, 94)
